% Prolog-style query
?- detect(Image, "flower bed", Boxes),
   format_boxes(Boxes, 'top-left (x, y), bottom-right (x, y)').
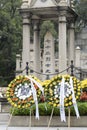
top-left (80, 79), bottom-right (87, 101)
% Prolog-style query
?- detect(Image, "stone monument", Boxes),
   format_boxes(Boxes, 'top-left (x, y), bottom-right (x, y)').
top-left (18, 0), bottom-right (77, 79)
top-left (43, 31), bottom-right (55, 80)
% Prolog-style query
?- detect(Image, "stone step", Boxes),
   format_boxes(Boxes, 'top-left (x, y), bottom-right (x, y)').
top-left (0, 113), bottom-right (10, 122)
top-left (0, 121), bottom-right (8, 125)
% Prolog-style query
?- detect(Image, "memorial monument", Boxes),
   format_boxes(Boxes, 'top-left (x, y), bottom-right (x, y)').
top-left (17, 0), bottom-right (77, 79)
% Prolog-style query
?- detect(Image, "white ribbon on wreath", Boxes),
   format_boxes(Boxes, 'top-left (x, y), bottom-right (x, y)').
top-left (70, 77), bottom-right (80, 118)
top-left (26, 76), bottom-right (44, 119)
top-left (60, 77), bottom-right (66, 122)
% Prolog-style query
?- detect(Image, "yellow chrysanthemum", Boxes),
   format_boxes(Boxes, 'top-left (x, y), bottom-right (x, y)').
top-left (6, 75), bottom-right (43, 108)
top-left (46, 75), bottom-right (81, 108)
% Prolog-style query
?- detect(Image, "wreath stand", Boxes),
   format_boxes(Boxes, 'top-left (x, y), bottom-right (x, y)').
top-left (47, 107), bottom-right (54, 130)
top-left (68, 107), bottom-right (71, 129)
top-left (6, 108), bottom-right (14, 130)
top-left (29, 109), bottom-right (32, 130)
top-left (46, 107), bottom-right (71, 130)
top-left (6, 108), bottom-right (32, 130)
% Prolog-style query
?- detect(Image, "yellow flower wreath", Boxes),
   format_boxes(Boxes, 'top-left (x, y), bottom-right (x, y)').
top-left (45, 75), bottom-right (81, 107)
top-left (6, 75), bottom-right (42, 108)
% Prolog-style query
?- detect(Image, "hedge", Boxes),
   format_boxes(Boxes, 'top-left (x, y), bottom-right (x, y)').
top-left (10, 102), bottom-right (87, 116)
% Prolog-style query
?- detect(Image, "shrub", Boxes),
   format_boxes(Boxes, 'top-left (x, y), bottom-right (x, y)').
top-left (10, 102), bottom-right (87, 116)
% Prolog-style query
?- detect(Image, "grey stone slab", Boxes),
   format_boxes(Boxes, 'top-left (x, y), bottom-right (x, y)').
top-left (0, 113), bottom-right (10, 121)
top-left (0, 127), bottom-right (87, 130)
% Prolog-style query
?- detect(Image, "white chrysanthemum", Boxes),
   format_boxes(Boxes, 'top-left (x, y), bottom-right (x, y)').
top-left (55, 86), bottom-right (58, 89)
top-left (15, 83), bottom-right (32, 100)
top-left (55, 95), bottom-right (58, 98)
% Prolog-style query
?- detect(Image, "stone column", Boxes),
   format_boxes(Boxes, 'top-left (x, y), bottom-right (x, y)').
top-left (59, 0), bottom-right (67, 6)
top-left (59, 16), bottom-right (67, 74)
top-left (68, 23), bottom-right (75, 67)
top-left (67, 0), bottom-right (70, 6)
top-left (16, 54), bottom-right (21, 76)
top-left (22, 14), bottom-right (31, 75)
top-left (70, 0), bottom-right (74, 8)
top-left (33, 20), bottom-right (41, 78)
top-left (21, 0), bottom-right (28, 9)
top-left (74, 46), bottom-right (81, 79)
top-left (75, 46), bottom-right (81, 68)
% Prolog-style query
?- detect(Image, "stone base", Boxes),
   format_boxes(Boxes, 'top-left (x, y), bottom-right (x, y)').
top-left (0, 98), bottom-right (11, 113)
top-left (1, 103), bottom-right (11, 113)
top-left (9, 116), bottom-right (87, 127)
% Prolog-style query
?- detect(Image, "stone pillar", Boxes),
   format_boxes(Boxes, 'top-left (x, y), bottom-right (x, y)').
top-left (70, 0), bottom-right (74, 8)
top-left (59, 0), bottom-right (67, 6)
top-left (16, 54), bottom-right (21, 76)
top-left (68, 23), bottom-right (75, 67)
top-left (0, 102), bottom-right (1, 112)
top-left (22, 14), bottom-right (31, 75)
top-left (28, 0), bottom-right (31, 6)
top-left (75, 46), bottom-right (81, 68)
top-left (67, 0), bottom-right (70, 6)
top-left (74, 46), bottom-right (81, 79)
top-left (33, 20), bottom-right (41, 78)
top-left (21, 0), bottom-right (28, 9)
top-left (59, 16), bottom-right (67, 74)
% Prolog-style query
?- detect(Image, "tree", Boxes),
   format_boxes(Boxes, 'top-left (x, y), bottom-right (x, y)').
top-left (40, 20), bottom-right (57, 48)
top-left (75, 0), bottom-right (87, 29)
top-left (0, 0), bottom-right (22, 86)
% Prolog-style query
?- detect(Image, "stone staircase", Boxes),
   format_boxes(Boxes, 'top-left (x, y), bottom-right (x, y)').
top-left (0, 113), bottom-right (10, 125)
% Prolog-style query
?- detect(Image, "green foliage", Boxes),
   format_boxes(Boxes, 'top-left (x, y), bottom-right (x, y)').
top-left (78, 102), bottom-right (87, 116)
top-left (75, 0), bottom-right (87, 30)
top-left (0, 0), bottom-right (22, 86)
top-left (40, 21), bottom-right (57, 38)
top-left (10, 102), bottom-right (87, 116)
top-left (40, 20), bottom-right (57, 48)
top-left (10, 107), bottom-right (30, 116)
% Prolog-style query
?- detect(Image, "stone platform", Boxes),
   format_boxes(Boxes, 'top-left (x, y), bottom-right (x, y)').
top-left (8, 116), bottom-right (87, 127)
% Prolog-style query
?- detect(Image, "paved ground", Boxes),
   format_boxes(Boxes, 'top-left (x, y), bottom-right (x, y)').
top-left (0, 126), bottom-right (87, 130)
